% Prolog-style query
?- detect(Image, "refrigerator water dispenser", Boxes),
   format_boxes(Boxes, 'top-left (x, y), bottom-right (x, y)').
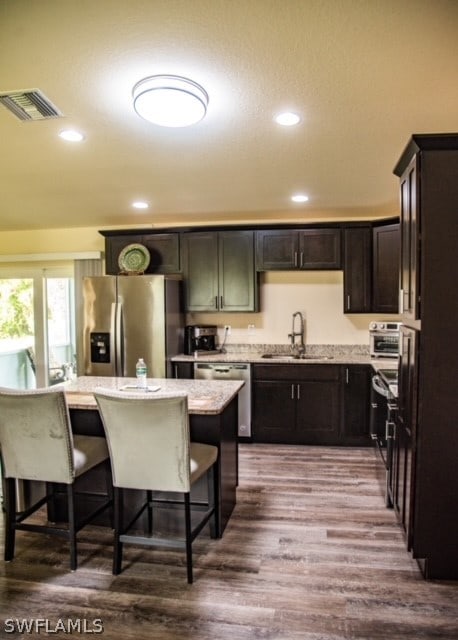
top-left (90, 332), bottom-right (111, 363)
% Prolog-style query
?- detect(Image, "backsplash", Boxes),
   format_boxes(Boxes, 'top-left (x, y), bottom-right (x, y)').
top-left (221, 343), bottom-right (370, 356)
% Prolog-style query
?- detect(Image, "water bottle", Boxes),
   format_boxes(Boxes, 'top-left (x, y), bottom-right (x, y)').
top-left (135, 358), bottom-right (147, 388)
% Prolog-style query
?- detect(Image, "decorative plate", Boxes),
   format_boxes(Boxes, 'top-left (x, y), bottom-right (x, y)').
top-left (118, 243), bottom-right (150, 273)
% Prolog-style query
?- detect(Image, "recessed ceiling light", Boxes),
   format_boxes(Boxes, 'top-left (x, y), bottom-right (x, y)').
top-left (58, 129), bottom-right (84, 142)
top-left (275, 112), bottom-right (300, 126)
top-left (132, 201), bottom-right (149, 209)
top-left (291, 194), bottom-right (309, 203)
top-left (132, 75), bottom-right (209, 127)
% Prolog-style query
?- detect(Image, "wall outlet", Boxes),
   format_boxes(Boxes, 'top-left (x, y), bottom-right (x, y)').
top-left (248, 324), bottom-right (256, 334)
top-left (224, 325), bottom-right (231, 335)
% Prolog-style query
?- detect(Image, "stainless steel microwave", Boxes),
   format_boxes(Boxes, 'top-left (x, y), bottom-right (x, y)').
top-left (369, 322), bottom-right (402, 358)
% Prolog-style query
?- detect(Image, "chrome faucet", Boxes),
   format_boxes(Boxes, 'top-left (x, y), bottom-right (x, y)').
top-left (288, 311), bottom-right (305, 356)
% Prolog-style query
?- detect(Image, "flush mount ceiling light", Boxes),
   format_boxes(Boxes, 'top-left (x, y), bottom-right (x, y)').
top-left (132, 75), bottom-right (209, 127)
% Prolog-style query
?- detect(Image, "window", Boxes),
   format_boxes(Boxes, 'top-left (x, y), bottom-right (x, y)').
top-left (0, 265), bottom-right (75, 389)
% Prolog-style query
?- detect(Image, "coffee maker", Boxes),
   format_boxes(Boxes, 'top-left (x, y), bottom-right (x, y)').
top-left (184, 325), bottom-right (218, 354)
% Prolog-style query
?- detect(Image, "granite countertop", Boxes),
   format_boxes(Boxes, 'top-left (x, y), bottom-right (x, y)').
top-left (63, 376), bottom-right (244, 415)
top-left (172, 344), bottom-right (399, 368)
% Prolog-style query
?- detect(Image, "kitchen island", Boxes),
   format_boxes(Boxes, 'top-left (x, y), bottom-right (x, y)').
top-left (63, 376), bottom-right (243, 535)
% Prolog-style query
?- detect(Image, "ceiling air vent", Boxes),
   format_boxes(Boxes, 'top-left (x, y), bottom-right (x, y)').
top-left (0, 89), bottom-right (63, 121)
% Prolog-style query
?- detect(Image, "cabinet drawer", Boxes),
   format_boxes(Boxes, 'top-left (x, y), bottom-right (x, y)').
top-left (253, 364), bottom-right (340, 381)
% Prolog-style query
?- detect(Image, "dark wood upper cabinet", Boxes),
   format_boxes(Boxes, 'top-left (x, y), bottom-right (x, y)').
top-left (299, 229), bottom-right (342, 269)
top-left (181, 230), bottom-right (258, 312)
top-left (256, 228), bottom-right (341, 271)
top-left (372, 223), bottom-right (400, 313)
top-left (104, 233), bottom-right (180, 275)
top-left (218, 230), bottom-right (258, 312)
top-left (398, 156), bottom-right (420, 320)
top-left (343, 227), bottom-right (372, 313)
top-left (255, 229), bottom-right (297, 270)
top-left (181, 232), bottom-right (219, 311)
top-left (101, 219), bottom-right (399, 315)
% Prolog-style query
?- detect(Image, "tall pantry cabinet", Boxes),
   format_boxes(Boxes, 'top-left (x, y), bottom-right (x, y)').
top-left (393, 133), bottom-right (458, 580)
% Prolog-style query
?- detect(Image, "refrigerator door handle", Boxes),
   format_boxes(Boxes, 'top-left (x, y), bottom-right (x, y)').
top-left (113, 302), bottom-right (123, 376)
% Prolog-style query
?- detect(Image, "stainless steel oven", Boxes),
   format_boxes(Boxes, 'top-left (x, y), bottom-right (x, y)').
top-left (370, 369), bottom-right (398, 507)
top-left (369, 322), bottom-right (402, 358)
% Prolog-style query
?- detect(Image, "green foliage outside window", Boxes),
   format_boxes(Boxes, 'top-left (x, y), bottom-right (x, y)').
top-left (0, 280), bottom-right (34, 339)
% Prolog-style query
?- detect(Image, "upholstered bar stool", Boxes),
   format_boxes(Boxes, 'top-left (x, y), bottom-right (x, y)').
top-left (0, 387), bottom-right (112, 570)
top-left (94, 389), bottom-right (219, 583)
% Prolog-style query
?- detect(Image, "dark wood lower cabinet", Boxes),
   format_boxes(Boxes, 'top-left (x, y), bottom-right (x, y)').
top-left (252, 364), bottom-right (342, 445)
top-left (252, 378), bottom-right (302, 444)
top-left (391, 416), bottom-right (413, 546)
top-left (173, 362), bottom-right (194, 379)
top-left (252, 364), bottom-right (371, 446)
top-left (342, 365), bottom-right (371, 445)
top-left (392, 326), bottom-right (417, 551)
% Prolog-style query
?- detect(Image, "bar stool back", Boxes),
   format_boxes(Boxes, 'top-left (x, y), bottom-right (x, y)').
top-left (0, 387), bottom-right (112, 570)
top-left (94, 389), bottom-right (218, 583)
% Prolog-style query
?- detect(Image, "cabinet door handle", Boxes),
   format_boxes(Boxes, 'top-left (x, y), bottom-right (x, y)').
top-left (294, 252), bottom-right (298, 267)
top-left (399, 289), bottom-right (404, 314)
top-left (347, 294), bottom-right (351, 310)
top-left (299, 252), bottom-right (304, 268)
top-left (386, 420), bottom-right (396, 440)
top-left (291, 384), bottom-right (295, 400)
top-left (296, 384), bottom-right (300, 400)
top-left (214, 296), bottom-right (218, 309)
top-left (345, 368), bottom-right (349, 384)
top-left (220, 295), bottom-right (223, 309)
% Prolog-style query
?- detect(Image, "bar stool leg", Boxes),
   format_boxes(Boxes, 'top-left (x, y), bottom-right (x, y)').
top-left (113, 487), bottom-right (124, 575)
top-left (146, 489), bottom-right (153, 534)
top-left (4, 478), bottom-right (16, 561)
top-left (67, 485), bottom-right (77, 571)
top-left (184, 493), bottom-right (193, 584)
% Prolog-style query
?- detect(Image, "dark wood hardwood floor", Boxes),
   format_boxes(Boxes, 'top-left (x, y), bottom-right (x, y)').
top-left (1, 444), bottom-right (457, 639)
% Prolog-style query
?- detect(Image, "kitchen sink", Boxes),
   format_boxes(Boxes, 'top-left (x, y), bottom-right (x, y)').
top-left (260, 353), bottom-right (334, 360)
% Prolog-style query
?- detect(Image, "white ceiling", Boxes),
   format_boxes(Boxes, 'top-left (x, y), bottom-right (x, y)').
top-left (0, 0), bottom-right (457, 232)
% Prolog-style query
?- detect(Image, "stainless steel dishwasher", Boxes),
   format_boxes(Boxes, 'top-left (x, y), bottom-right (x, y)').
top-left (194, 362), bottom-right (251, 438)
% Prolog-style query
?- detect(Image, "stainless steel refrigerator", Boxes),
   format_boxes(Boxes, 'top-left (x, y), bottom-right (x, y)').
top-left (82, 275), bottom-right (183, 378)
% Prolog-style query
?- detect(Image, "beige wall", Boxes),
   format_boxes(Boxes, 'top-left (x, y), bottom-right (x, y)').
top-left (0, 228), bottom-right (105, 255)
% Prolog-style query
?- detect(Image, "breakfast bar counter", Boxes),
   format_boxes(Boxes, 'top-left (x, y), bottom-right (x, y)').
top-left (63, 376), bottom-right (243, 534)
top-left (64, 375), bottom-right (243, 415)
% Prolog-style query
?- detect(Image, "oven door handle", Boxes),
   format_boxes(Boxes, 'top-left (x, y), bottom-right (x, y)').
top-left (372, 374), bottom-right (390, 397)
